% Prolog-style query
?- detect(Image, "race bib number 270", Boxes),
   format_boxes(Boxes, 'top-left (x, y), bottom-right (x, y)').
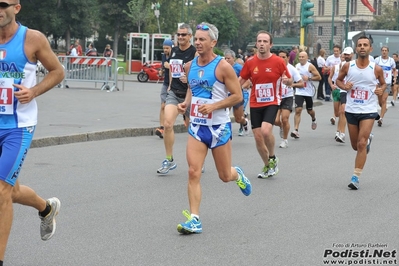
top-left (0, 78), bottom-right (14, 114)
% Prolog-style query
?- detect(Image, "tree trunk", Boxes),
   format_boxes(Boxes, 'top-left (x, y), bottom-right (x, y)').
top-left (65, 28), bottom-right (71, 53)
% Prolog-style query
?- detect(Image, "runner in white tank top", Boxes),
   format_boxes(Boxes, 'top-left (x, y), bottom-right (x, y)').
top-left (328, 53), bottom-right (345, 129)
top-left (291, 51), bottom-right (321, 139)
top-left (374, 46), bottom-right (397, 126)
top-left (335, 36), bottom-right (386, 190)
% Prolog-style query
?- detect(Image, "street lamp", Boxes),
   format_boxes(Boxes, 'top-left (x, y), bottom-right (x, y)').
top-left (151, 2), bottom-right (161, 34)
top-left (185, 1), bottom-right (193, 24)
top-left (227, 0), bottom-right (234, 47)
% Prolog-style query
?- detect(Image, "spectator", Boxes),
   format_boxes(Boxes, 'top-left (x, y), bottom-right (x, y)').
top-left (289, 45), bottom-right (298, 65)
top-left (103, 44), bottom-right (113, 58)
top-left (86, 43), bottom-right (98, 56)
top-left (75, 39), bottom-right (83, 56)
top-left (70, 44), bottom-right (78, 56)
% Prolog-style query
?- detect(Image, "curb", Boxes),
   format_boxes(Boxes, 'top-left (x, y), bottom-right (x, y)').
top-left (31, 101), bottom-right (324, 149)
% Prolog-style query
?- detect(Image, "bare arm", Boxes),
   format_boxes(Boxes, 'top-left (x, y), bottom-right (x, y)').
top-left (328, 67), bottom-right (335, 88)
top-left (309, 65), bottom-right (321, 81)
top-left (335, 63), bottom-right (349, 90)
top-left (14, 29), bottom-right (64, 104)
top-left (374, 65), bottom-right (387, 96)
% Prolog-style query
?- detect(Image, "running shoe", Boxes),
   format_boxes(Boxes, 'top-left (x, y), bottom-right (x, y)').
top-left (235, 166), bottom-right (252, 196)
top-left (311, 120), bottom-right (317, 130)
top-left (155, 127), bottom-right (164, 139)
top-left (257, 165), bottom-right (270, 179)
top-left (290, 130), bottom-right (300, 139)
top-left (201, 164), bottom-right (205, 173)
top-left (366, 133), bottom-right (373, 154)
top-left (157, 159), bottom-right (177, 174)
top-left (238, 126), bottom-right (244, 136)
top-left (336, 132), bottom-right (345, 143)
top-left (335, 131), bottom-right (339, 140)
top-left (267, 157), bottom-right (279, 177)
top-left (279, 126), bottom-right (283, 138)
top-left (243, 118), bottom-right (249, 135)
top-left (279, 139), bottom-right (288, 148)
top-left (348, 175), bottom-right (359, 190)
top-left (330, 117), bottom-right (335, 125)
top-left (39, 197), bottom-right (61, 241)
top-left (377, 118), bottom-right (382, 127)
top-left (177, 210), bottom-right (202, 234)
top-left (391, 100), bottom-right (395, 107)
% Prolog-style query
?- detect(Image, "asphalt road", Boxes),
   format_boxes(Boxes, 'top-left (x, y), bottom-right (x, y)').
top-left (6, 89), bottom-right (399, 265)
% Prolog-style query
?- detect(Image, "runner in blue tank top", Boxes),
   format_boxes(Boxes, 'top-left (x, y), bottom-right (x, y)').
top-left (175, 22), bottom-right (252, 235)
top-left (0, 2), bottom-right (64, 264)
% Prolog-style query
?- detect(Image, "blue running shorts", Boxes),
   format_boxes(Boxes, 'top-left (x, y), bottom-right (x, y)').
top-left (188, 122), bottom-right (232, 149)
top-left (0, 126), bottom-right (35, 186)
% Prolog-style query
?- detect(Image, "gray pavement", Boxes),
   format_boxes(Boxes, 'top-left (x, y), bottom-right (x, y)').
top-left (7, 103), bottom-right (399, 265)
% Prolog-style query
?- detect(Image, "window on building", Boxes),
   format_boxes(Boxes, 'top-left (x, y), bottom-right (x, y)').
top-left (350, 26), bottom-right (356, 31)
top-left (334, 26), bottom-right (337, 36)
top-left (318, 26), bottom-right (323, 35)
top-left (350, 0), bottom-right (357, 14)
top-left (394, 1), bottom-right (398, 9)
top-left (335, 0), bottom-right (339, 15)
top-left (373, 0), bottom-right (382, 15)
top-left (318, 0), bottom-right (325, 16)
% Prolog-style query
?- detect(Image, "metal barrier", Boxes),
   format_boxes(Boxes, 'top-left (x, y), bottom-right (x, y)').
top-left (57, 56), bottom-right (124, 92)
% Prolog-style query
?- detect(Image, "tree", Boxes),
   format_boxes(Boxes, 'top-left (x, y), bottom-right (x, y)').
top-left (124, 0), bottom-right (150, 33)
top-left (17, 0), bottom-right (99, 52)
top-left (196, 5), bottom-right (240, 46)
top-left (370, 3), bottom-right (399, 30)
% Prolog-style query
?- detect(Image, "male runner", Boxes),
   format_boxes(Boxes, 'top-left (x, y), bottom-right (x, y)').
top-left (336, 36), bottom-right (385, 189)
top-left (324, 45), bottom-right (342, 102)
top-left (374, 46), bottom-right (396, 126)
top-left (155, 39), bottom-right (173, 139)
top-left (291, 51), bottom-right (321, 139)
top-left (176, 22), bottom-right (251, 234)
top-left (239, 30), bottom-right (292, 178)
top-left (157, 24), bottom-right (197, 174)
top-left (0, 2), bottom-right (64, 264)
top-left (224, 49), bottom-right (249, 136)
top-left (275, 50), bottom-right (303, 148)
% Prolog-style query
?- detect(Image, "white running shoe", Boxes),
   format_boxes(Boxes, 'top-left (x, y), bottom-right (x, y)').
top-left (279, 139), bottom-right (288, 148)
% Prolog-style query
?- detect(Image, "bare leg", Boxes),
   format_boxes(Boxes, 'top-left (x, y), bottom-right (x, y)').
top-left (163, 104), bottom-right (179, 157)
top-left (0, 181), bottom-right (13, 261)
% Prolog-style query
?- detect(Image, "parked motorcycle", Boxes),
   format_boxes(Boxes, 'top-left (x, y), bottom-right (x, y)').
top-left (137, 62), bottom-right (164, 83)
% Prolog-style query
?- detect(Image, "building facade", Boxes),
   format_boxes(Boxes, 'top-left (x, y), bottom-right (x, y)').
top-left (238, 0), bottom-right (397, 56)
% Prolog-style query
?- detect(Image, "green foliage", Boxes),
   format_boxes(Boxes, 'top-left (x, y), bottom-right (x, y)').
top-left (124, 0), bottom-right (151, 32)
top-left (213, 47), bottom-right (224, 56)
top-left (196, 5), bottom-right (239, 46)
top-left (370, 4), bottom-right (399, 30)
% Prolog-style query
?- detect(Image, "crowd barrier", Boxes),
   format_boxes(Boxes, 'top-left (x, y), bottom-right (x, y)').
top-left (55, 56), bottom-right (125, 92)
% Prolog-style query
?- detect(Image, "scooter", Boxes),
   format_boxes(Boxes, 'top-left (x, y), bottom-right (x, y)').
top-left (137, 62), bottom-right (164, 83)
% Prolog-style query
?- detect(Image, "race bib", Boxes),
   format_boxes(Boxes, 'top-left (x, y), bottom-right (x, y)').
top-left (170, 59), bottom-right (184, 78)
top-left (255, 83), bottom-right (274, 103)
top-left (190, 96), bottom-right (214, 126)
top-left (0, 78), bottom-right (14, 115)
top-left (350, 88), bottom-right (369, 101)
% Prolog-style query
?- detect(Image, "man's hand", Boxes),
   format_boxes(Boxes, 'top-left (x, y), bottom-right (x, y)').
top-left (14, 84), bottom-right (35, 104)
top-left (375, 85), bottom-right (384, 96)
top-left (177, 102), bottom-right (188, 114)
top-left (198, 104), bottom-right (215, 115)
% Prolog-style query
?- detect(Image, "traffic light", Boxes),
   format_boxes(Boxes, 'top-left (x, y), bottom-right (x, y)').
top-left (301, 0), bottom-right (314, 27)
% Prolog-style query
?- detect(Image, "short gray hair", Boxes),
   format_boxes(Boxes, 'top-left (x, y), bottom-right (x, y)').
top-left (197, 22), bottom-right (219, 41)
top-left (224, 49), bottom-right (236, 58)
top-left (179, 23), bottom-right (193, 35)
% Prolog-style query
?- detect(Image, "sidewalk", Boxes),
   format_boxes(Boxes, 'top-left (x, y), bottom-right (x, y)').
top-left (31, 74), bottom-right (323, 148)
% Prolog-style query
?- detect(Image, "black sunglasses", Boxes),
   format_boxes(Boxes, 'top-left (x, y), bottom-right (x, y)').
top-left (0, 2), bottom-right (16, 8)
top-left (177, 33), bottom-right (188, 37)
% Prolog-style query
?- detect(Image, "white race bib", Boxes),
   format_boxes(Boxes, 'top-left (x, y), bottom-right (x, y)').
top-left (255, 83), bottom-right (274, 103)
top-left (190, 96), bottom-right (214, 126)
top-left (170, 59), bottom-right (184, 78)
top-left (0, 78), bottom-right (14, 115)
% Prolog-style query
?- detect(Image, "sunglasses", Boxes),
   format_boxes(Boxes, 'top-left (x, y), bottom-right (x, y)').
top-left (177, 33), bottom-right (188, 37)
top-left (0, 2), bottom-right (16, 8)
top-left (196, 24), bottom-right (210, 31)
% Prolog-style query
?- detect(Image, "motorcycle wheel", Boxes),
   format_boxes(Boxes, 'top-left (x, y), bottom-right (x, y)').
top-left (137, 72), bottom-right (149, 82)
